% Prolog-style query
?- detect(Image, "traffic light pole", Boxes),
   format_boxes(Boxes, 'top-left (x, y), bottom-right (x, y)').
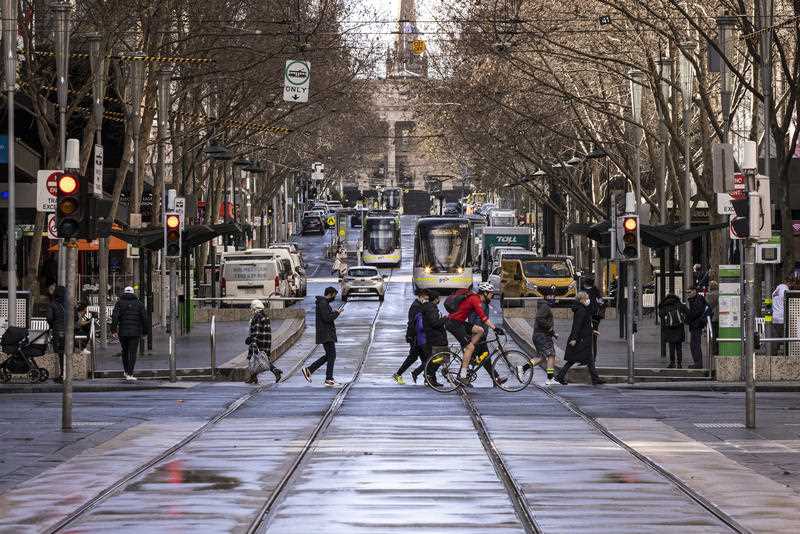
top-left (743, 240), bottom-right (756, 428)
top-left (626, 260), bottom-right (635, 384)
top-left (169, 261), bottom-right (176, 382)
top-left (62, 242), bottom-right (77, 430)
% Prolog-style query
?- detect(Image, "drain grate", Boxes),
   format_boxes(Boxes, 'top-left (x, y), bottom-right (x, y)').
top-left (694, 422), bottom-right (745, 429)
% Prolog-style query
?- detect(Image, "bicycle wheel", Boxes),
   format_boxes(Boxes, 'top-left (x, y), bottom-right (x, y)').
top-left (425, 350), bottom-right (462, 393)
top-left (491, 349), bottom-right (534, 392)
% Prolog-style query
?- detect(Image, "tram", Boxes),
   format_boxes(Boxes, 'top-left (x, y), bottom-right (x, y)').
top-left (412, 217), bottom-right (474, 292)
top-left (381, 188), bottom-right (403, 211)
top-left (361, 213), bottom-right (402, 266)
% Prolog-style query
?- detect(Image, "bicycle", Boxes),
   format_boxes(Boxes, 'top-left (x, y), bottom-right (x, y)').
top-left (425, 332), bottom-right (533, 393)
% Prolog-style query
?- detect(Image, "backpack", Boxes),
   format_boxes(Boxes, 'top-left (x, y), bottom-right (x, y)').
top-left (414, 312), bottom-right (427, 347)
top-left (661, 302), bottom-right (686, 328)
top-left (444, 288), bottom-right (473, 313)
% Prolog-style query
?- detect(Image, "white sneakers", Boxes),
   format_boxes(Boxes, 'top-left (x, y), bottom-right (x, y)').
top-left (124, 374), bottom-right (138, 381)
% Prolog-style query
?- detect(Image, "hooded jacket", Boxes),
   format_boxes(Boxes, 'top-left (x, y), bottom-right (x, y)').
top-left (315, 295), bottom-right (340, 344)
top-left (111, 293), bottom-right (149, 337)
top-left (421, 300), bottom-right (448, 348)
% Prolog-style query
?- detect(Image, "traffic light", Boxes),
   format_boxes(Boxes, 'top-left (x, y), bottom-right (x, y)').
top-left (165, 212), bottom-right (182, 258)
top-left (56, 172), bottom-right (83, 239)
top-left (616, 214), bottom-right (640, 260)
top-left (729, 190), bottom-right (751, 239)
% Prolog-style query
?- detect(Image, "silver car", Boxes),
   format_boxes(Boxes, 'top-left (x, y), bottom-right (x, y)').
top-left (340, 265), bottom-right (386, 302)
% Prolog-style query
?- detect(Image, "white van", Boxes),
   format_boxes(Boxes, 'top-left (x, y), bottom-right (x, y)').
top-left (268, 245), bottom-right (307, 297)
top-left (220, 250), bottom-right (288, 305)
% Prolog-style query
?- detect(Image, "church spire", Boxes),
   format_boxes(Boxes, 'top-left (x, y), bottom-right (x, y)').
top-left (387, 0), bottom-right (427, 78)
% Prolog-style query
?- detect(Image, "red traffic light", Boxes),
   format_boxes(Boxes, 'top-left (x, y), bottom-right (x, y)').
top-left (58, 174), bottom-right (78, 195)
top-left (166, 214), bottom-right (180, 229)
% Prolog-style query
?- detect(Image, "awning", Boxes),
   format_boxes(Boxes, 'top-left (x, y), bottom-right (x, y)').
top-left (102, 222), bottom-right (246, 252)
top-left (48, 235), bottom-right (129, 252)
top-left (566, 221), bottom-right (730, 250)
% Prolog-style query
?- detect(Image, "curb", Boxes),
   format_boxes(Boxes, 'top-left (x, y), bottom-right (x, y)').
top-left (218, 316), bottom-right (306, 381)
top-left (610, 382), bottom-right (800, 392)
top-left (0, 380), bottom-right (194, 394)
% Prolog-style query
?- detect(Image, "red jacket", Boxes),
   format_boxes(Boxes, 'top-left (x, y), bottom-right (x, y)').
top-left (449, 293), bottom-right (489, 323)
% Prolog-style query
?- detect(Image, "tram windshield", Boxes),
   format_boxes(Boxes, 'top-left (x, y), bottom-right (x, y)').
top-left (416, 221), bottom-right (471, 271)
top-left (364, 218), bottom-right (399, 254)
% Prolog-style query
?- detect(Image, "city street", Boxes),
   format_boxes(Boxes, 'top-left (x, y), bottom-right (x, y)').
top-left (1, 218), bottom-right (799, 533)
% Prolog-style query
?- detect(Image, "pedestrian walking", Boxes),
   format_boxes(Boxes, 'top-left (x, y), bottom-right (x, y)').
top-left (420, 290), bottom-right (447, 387)
top-left (521, 294), bottom-right (558, 385)
top-left (554, 291), bottom-right (604, 385)
top-left (245, 300), bottom-right (283, 384)
top-left (303, 286), bottom-right (343, 386)
top-left (582, 275), bottom-right (605, 360)
top-left (393, 288), bottom-right (429, 384)
top-left (110, 286), bottom-right (150, 381)
top-left (332, 246), bottom-right (348, 277)
top-left (693, 264), bottom-right (709, 291)
top-left (772, 276), bottom-right (791, 354)
top-left (658, 293), bottom-right (688, 369)
top-left (686, 287), bottom-right (709, 369)
top-left (47, 286), bottom-right (67, 383)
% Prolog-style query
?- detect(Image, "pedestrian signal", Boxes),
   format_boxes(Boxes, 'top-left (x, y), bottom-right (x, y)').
top-left (616, 214), bottom-right (640, 260)
top-left (165, 212), bottom-right (182, 258)
top-left (729, 190), bottom-right (751, 239)
top-left (56, 172), bottom-right (83, 239)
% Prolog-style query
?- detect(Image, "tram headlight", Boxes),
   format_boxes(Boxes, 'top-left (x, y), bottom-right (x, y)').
top-left (424, 266), bottom-right (432, 274)
top-left (456, 267), bottom-right (464, 274)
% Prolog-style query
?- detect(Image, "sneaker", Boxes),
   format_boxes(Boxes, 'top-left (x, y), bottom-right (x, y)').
top-left (273, 368), bottom-right (283, 383)
top-left (81, 348), bottom-right (91, 356)
top-left (324, 379), bottom-right (341, 387)
top-left (545, 378), bottom-right (553, 386)
top-left (592, 378), bottom-right (606, 386)
top-left (553, 375), bottom-right (568, 385)
top-left (495, 376), bottom-right (508, 387)
top-left (392, 374), bottom-right (405, 385)
top-left (516, 366), bottom-right (526, 382)
top-left (302, 367), bottom-right (312, 383)
top-left (126, 374), bottom-right (138, 382)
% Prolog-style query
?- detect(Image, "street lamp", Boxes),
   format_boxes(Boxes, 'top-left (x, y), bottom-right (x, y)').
top-left (716, 16), bottom-right (736, 137)
top-left (679, 43), bottom-right (695, 298)
top-left (656, 56), bottom-right (672, 227)
top-left (628, 68), bottom-right (645, 339)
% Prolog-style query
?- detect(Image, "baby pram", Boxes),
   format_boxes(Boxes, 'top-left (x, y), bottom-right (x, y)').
top-left (0, 326), bottom-right (50, 383)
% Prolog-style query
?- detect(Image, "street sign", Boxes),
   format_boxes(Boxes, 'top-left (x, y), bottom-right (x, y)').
top-left (93, 145), bottom-right (104, 198)
top-left (410, 39), bottom-right (426, 55)
top-left (733, 172), bottom-right (746, 190)
top-left (283, 60), bottom-right (311, 103)
top-left (36, 170), bottom-right (61, 212)
top-left (312, 162), bottom-right (324, 172)
top-left (46, 214), bottom-right (57, 240)
top-left (312, 171), bottom-right (324, 181)
top-left (174, 196), bottom-right (185, 218)
top-left (716, 193), bottom-right (734, 215)
top-left (326, 215), bottom-right (335, 227)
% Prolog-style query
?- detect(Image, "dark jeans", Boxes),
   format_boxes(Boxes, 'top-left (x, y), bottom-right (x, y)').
top-left (591, 319), bottom-right (601, 362)
top-left (556, 360), bottom-right (601, 383)
top-left (119, 336), bottom-right (140, 375)
top-left (396, 344), bottom-right (424, 376)
top-left (308, 341), bottom-right (337, 380)
top-left (689, 328), bottom-right (703, 367)
top-left (668, 342), bottom-right (682, 365)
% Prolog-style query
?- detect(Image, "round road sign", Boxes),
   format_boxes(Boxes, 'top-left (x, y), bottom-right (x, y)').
top-left (410, 39), bottom-right (426, 55)
top-left (285, 61), bottom-right (310, 86)
top-left (47, 214), bottom-right (57, 240)
top-left (46, 172), bottom-right (60, 196)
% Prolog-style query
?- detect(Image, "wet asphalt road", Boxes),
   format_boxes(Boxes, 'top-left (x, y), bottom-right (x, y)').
top-left (0, 216), bottom-right (785, 533)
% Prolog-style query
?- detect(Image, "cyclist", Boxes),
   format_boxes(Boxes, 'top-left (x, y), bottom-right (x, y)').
top-left (466, 288), bottom-right (507, 387)
top-left (445, 282), bottom-right (503, 387)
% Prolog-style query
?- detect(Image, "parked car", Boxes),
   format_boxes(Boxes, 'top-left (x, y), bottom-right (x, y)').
top-left (302, 214), bottom-right (325, 235)
top-left (340, 265), bottom-right (386, 302)
top-left (260, 247), bottom-right (306, 298)
top-left (488, 266), bottom-right (502, 294)
top-left (269, 244), bottom-right (307, 297)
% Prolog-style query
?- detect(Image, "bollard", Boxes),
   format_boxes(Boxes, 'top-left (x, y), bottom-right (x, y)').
top-left (210, 315), bottom-right (216, 380)
top-left (89, 318), bottom-right (96, 379)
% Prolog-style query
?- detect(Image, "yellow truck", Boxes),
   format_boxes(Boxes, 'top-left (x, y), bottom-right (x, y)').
top-left (500, 254), bottom-right (578, 305)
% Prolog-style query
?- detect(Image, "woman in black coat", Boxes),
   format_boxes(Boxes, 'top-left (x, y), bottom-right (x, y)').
top-left (554, 292), bottom-right (605, 385)
top-left (658, 293), bottom-right (688, 368)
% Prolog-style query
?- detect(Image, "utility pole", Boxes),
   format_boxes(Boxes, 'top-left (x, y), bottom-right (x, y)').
top-left (680, 43), bottom-right (695, 298)
top-left (158, 68), bottom-right (170, 329)
top-left (4, 0), bottom-right (18, 326)
top-left (61, 139), bottom-right (81, 431)
top-left (629, 69), bottom-right (644, 322)
top-left (52, 1), bottom-right (70, 288)
top-left (128, 52), bottom-right (145, 289)
top-left (88, 33), bottom-right (108, 347)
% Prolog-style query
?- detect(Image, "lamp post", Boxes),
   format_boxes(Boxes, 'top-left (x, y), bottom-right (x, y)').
top-left (4, 0), bottom-right (18, 326)
top-left (128, 51), bottom-right (145, 293)
top-left (655, 56), bottom-right (673, 343)
top-left (51, 1), bottom-right (71, 288)
top-left (158, 67), bottom-right (171, 330)
top-left (679, 43), bottom-right (695, 298)
top-left (629, 69), bottom-right (644, 322)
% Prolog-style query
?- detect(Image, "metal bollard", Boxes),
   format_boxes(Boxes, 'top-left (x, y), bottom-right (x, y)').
top-left (210, 315), bottom-right (216, 380)
top-left (89, 318), bottom-right (96, 379)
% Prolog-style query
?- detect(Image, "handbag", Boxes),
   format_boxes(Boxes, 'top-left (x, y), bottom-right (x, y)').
top-left (248, 350), bottom-right (271, 375)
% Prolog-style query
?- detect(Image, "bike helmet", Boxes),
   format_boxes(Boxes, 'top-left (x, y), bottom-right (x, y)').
top-left (477, 282), bottom-right (495, 294)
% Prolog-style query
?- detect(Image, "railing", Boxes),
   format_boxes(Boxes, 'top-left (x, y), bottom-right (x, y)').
top-left (210, 315), bottom-right (217, 380)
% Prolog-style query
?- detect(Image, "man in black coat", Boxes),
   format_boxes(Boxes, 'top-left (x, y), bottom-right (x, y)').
top-left (47, 285), bottom-right (67, 383)
top-left (582, 275), bottom-right (605, 360)
top-left (303, 286), bottom-right (343, 387)
top-left (419, 290), bottom-right (447, 387)
top-left (686, 287), bottom-right (708, 369)
top-left (110, 286), bottom-right (150, 381)
top-left (658, 293), bottom-right (688, 368)
top-left (554, 292), bottom-right (605, 385)
top-left (393, 288), bottom-right (430, 384)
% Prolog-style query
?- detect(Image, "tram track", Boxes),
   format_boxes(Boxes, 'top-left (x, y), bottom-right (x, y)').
top-left (45, 269), bottom-right (392, 534)
top-left (244, 269), bottom-right (391, 533)
top-left (532, 381), bottom-right (751, 534)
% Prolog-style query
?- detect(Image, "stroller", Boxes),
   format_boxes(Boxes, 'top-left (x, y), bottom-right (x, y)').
top-left (0, 326), bottom-right (50, 383)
